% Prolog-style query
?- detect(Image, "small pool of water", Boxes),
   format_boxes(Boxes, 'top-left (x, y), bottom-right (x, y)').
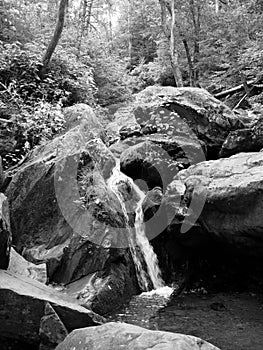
top-left (107, 286), bottom-right (173, 329)
top-left (107, 288), bottom-right (263, 350)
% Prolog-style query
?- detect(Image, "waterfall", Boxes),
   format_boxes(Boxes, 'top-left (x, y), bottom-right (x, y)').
top-left (133, 183), bottom-right (164, 290)
top-left (107, 161), bottom-right (164, 291)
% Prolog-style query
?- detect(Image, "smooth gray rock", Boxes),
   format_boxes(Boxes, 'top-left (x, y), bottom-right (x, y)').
top-left (56, 322), bottom-right (220, 350)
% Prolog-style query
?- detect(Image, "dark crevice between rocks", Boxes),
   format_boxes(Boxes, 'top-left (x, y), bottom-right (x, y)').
top-left (120, 159), bottom-right (164, 191)
top-left (157, 226), bottom-right (263, 295)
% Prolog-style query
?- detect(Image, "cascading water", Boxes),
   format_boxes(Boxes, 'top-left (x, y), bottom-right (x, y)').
top-left (107, 160), bottom-right (164, 291)
top-left (132, 184), bottom-right (164, 290)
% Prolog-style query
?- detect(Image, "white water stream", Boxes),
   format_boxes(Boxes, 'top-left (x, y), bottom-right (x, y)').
top-left (107, 161), bottom-right (164, 291)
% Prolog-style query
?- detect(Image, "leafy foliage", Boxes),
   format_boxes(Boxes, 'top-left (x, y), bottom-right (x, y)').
top-left (93, 52), bottom-right (132, 106)
top-left (2, 102), bottom-right (65, 168)
top-left (0, 39), bottom-right (96, 168)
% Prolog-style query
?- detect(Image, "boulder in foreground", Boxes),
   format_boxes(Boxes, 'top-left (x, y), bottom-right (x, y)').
top-left (0, 271), bottom-right (104, 348)
top-left (56, 322), bottom-right (220, 350)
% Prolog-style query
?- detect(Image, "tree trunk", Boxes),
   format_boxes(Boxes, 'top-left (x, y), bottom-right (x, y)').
top-left (159, 0), bottom-right (183, 87)
top-left (127, 0), bottom-right (133, 66)
top-left (107, 0), bottom-right (113, 50)
top-left (189, 0), bottom-right (200, 86)
top-left (86, 0), bottom-right (94, 33)
top-left (182, 39), bottom-right (194, 86)
top-left (77, 0), bottom-right (88, 58)
top-left (76, 0), bottom-right (93, 58)
top-left (159, 0), bottom-right (169, 37)
top-left (170, 0), bottom-right (183, 87)
top-left (40, 0), bottom-right (68, 76)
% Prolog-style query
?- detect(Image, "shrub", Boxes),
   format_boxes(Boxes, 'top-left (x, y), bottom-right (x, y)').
top-left (1, 101), bottom-right (65, 168)
top-left (93, 54), bottom-right (132, 106)
top-left (0, 41), bottom-right (98, 168)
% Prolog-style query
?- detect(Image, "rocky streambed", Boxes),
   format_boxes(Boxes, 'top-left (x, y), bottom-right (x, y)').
top-left (1, 86), bottom-right (263, 349)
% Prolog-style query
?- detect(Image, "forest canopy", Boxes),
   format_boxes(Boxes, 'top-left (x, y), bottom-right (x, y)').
top-left (1, 0), bottom-right (263, 167)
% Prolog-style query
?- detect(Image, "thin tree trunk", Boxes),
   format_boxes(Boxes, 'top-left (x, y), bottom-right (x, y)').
top-left (40, 0), bottom-right (68, 76)
top-left (170, 0), bottom-right (183, 86)
top-left (182, 39), bottom-right (194, 86)
top-left (159, 0), bottom-right (169, 36)
top-left (107, 0), bottom-right (113, 50)
top-left (77, 0), bottom-right (94, 58)
top-left (189, 0), bottom-right (200, 86)
top-left (77, 0), bottom-right (88, 58)
top-left (128, 0), bottom-right (133, 65)
top-left (86, 0), bottom-right (93, 33)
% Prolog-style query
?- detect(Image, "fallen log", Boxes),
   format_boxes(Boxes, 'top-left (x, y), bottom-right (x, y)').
top-left (214, 72), bottom-right (263, 100)
top-left (214, 79), bottom-right (256, 99)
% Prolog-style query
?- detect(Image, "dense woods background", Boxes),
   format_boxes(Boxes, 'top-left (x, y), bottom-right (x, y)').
top-left (1, 0), bottom-right (263, 167)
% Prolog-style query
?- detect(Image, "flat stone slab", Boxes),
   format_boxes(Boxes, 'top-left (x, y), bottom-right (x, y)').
top-left (0, 271), bottom-right (104, 346)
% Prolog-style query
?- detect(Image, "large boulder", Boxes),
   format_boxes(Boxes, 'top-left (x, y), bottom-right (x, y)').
top-left (4, 109), bottom-right (138, 313)
top-left (131, 86), bottom-right (243, 158)
top-left (0, 193), bottom-right (11, 269)
top-left (0, 271), bottom-right (104, 348)
top-left (167, 151), bottom-right (263, 258)
top-left (56, 322), bottom-right (220, 350)
top-left (220, 118), bottom-right (263, 157)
